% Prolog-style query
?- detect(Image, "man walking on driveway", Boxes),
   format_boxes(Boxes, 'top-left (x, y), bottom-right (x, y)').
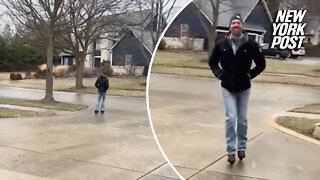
top-left (95, 72), bottom-right (109, 114)
top-left (209, 14), bottom-right (266, 164)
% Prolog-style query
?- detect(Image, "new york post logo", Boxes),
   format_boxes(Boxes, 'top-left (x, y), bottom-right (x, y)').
top-left (271, 10), bottom-right (307, 49)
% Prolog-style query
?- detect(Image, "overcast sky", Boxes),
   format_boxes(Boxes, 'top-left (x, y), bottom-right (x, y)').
top-left (0, 0), bottom-right (192, 32)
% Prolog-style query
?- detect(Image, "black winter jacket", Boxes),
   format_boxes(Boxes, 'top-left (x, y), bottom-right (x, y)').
top-left (209, 35), bottom-right (266, 92)
top-left (95, 75), bottom-right (109, 93)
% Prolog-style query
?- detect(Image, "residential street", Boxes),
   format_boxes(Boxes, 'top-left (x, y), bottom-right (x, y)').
top-left (0, 87), bottom-right (179, 180)
top-left (149, 73), bottom-right (320, 180)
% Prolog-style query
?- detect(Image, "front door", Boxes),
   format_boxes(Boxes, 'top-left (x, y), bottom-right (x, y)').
top-left (94, 58), bottom-right (101, 68)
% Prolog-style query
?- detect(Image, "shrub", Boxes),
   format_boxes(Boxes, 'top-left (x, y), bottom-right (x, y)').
top-left (10, 73), bottom-right (15, 80)
top-left (82, 67), bottom-right (95, 78)
top-left (101, 60), bottom-right (111, 68)
top-left (158, 39), bottom-right (166, 50)
top-left (69, 65), bottom-right (75, 72)
top-left (104, 67), bottom-right (113, 76)
top-left (35, 69), bottom-right (46, 79)
top-left (24, 72), bottom-right (32, 79)
top-left (54, 65), bottom-right (70, 77)
top-left (15, 73), bottom-right (22, 80)
top-left (38, 64), bottom-right (47, 71)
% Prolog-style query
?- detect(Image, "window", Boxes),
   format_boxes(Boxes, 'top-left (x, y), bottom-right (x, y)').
top-left (95, 40), bottom-right (101, 50)
top-left (216, 31), bottom-right (227, 41)
top-left (261, 44), bottom-right (269, 49)
top-left (94, 58), bottom-right (101, 68)
top-left (63, 57), bottom-right (68, 65)
top-left (180, 24), bottom-right (189, 37)
top-left (125, 54), bottom-right (132, 66)
top-left (248, 35), bottom-right (256, 41)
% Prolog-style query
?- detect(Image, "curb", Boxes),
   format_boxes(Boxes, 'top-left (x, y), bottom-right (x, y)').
top-left (268, 113), bottom-right (320, 146)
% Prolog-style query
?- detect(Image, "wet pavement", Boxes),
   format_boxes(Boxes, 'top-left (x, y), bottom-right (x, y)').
top-left (0, 86), bottom-right (179, 180)
top-left (148, 73), bottom-right (320, 180)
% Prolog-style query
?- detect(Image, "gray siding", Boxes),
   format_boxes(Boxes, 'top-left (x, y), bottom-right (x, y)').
top-left (112, 33), bottom-right (151, 66)
top-left (164, 3), bottom-right (212, 38)
top-left (245, 0), bottom-right (271, 43)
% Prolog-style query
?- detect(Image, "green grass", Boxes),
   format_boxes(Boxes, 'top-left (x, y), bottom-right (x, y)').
top-left (153, 51), bottom-right (209, 69)
top-left (289, 104), bottom-right (320, 114)
top-left (0, 97), bottom-right (87, 112)
top-left (151, 51), bottom-right (320, 87)
top-left (0, 74), bottom-right (146, 98)
top-left (0, 107), bottom-right (54, 118)
top-left (153, 51), bottom-right (320, 77)
top-left (276, 116), bottom-right (320, 138)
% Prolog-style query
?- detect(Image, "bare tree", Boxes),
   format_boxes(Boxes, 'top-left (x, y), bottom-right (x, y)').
top-left (57, 0), bottom-right (124, 89)
top-left (265, 0), bottom-right (280, 18)
top-left (193, 0), bottom-right (226, 56)
top-left (281, 0), bottom-right (320, 16)
top-left (1, 24), bottom-right (12, 43)
top-left (126, 0), bottom-right (177, 76)
top-left (1, 0), bottom-right (65, 102)
top-left (132, 0), bottom-right (177, 49)
top-left (194, 0), bottom-right (251, 56)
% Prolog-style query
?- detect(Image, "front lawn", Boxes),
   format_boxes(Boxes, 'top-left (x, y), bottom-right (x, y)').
top-left (0, 107), bottom-right (54, 118)
top-left (289, 104), bottom-right (320, 114)
top-left (0, 75), bottom-right (146, 98)
top-left (276, 116), bottom-right (320, 138)
top-left (0, 97), bottom-right (88, 112)
top-left (151, 51), bottom-right (320, 87)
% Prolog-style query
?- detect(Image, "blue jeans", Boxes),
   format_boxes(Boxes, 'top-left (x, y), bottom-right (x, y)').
top-left (221, 87), bottom-right (250, 154)
top-left (95, 92), bottom-right (106, 111)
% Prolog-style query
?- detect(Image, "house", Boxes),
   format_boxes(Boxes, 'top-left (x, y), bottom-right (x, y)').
top-left (110, 27), bottom-right (154, 75)
top-left (303, 16), bottom-right (320, 46)
top-left (163, 0), bottom-right (272, 51)
top-left (59, 9), bottom-right (158, 76)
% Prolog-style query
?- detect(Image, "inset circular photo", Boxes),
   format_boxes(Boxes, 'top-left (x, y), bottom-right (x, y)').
top-left (148, 0), bottom-right (320, 179)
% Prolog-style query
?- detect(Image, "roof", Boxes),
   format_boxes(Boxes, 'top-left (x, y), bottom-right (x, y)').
top-left (104, 9), bottom-right (156, 54)
top-left (111, 27), bottom-right (155, 54)
top-left (105, 9), bottom-right (153, 31)
top-left (192, 0), bottom-right (271, 32)
top-left (123, 9), bottom-right (153, 28)
top-left (131, 27), bottom-right (155, 53)
top-left (243, 22), bottom-right (267, 33)
top-left (58, 51), bottom-right (73, 57)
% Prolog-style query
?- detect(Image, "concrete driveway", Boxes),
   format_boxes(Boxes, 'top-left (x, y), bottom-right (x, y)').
top-left (0, 87), bottom-right (179, 180)
top-left (149, 73), bottom-right (320, 180)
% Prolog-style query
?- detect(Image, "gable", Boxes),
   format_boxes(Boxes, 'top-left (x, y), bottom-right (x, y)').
top-left (245, 0), bottom-right (272, 42)
top-left (194, 0), bottom-right (260, 27)
top-left (112, 33), bottom-right (151, 66)
top-left (164, 2), bottom-right (212, 38)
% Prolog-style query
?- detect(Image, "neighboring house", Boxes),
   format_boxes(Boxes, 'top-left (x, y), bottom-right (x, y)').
top-left (304, 16), bottom-right (320, 46)
top-left (163, 0), bottom-right (272, 51)
top-left (110, 27), bottom-right (154, 75)
top-left (59, 9), bottom-right (158, 76)
top-left (59, 52), bottom-right (74, 66)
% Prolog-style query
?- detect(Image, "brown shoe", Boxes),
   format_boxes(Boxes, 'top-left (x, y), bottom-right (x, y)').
top-left (227, 154), bottom-right (236, 164)
top-left (238, 151), bottom-right (246, 160)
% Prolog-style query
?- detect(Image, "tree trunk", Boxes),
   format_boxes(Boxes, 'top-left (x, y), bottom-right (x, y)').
top-left (208, 0), bottom-right (220, 57)
top-left (208, 27), bottom-right (217, 57)
top-left (75, 55), bottom-right (85, 89)
top-left (43, 34), bottom-right (55, 102)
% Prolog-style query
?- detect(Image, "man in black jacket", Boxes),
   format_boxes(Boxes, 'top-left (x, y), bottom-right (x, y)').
top-left (94, 72), bottom-right (109, 114)
top-left (209, 14), bottom-right (266, 164)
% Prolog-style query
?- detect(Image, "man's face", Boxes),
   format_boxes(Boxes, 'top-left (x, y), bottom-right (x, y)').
top-left (230, 19), bottom-right (242, 36)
